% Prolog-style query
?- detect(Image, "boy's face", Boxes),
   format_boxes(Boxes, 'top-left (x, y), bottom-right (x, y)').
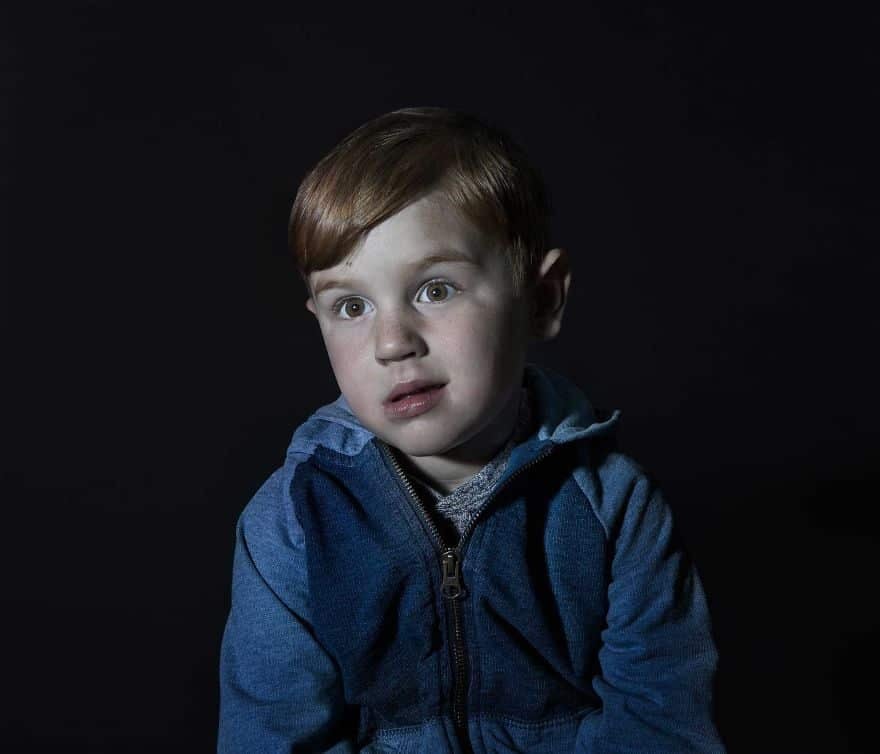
top-left (306, 191), bottom-right (534, 461)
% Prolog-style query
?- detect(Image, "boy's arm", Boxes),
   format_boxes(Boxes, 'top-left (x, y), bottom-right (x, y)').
top-left (218, 468), bottom-right (357, 754)
top-left (575, 467), bottom-right (726, 754)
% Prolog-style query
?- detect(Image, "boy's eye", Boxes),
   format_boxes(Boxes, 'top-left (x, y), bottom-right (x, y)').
top-left (416, 280), bottom-right (457, 303)
top-left (334, 297), bottom-right (373, 319)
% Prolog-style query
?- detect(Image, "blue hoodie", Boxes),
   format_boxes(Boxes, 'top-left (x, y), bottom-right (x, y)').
top-left (219, 365), bottom-right (725, 753)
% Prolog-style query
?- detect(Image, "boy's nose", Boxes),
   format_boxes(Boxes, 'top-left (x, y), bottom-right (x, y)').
top-left (373, 310), bottom-right (427, 363)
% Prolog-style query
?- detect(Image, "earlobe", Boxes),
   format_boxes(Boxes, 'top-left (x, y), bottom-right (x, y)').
top-left (531, 247), bottom-right (571, 340)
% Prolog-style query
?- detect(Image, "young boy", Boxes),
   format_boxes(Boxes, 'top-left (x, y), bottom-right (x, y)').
top-left (218, 107), bottom-right (725, 753)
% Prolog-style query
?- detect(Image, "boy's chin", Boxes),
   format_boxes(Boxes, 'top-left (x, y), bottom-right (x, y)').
top-left (375, 431), bottom-right (454, 459)
top-left (369, 421), bottom-right (465, 459)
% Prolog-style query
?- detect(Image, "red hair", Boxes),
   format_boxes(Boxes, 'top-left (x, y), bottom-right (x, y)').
top-left (288, 107), bottom-right (551, 291)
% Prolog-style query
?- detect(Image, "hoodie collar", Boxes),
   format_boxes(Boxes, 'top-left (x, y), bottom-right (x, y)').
top-left (524, 363), bottom-right (620, 445)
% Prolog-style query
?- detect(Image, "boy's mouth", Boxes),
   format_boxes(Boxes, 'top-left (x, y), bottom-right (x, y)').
top-left (383, 380), bottom-right (446, 419)
top-left (384, 379), bottom-right (445, 404)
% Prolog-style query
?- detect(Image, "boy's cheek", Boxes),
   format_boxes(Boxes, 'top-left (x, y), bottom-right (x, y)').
top-left (321, 327), bottom-right (365, 363)
top-left (324, 346), bottom-right (373, 395)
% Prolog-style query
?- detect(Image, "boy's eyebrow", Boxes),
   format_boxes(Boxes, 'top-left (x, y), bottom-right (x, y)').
top-left (311, 248), bottom-right (476, 298)
top-left (311, 276), bottom-right (348, 299)
top-left (410, 249), bottom-right (477, 272)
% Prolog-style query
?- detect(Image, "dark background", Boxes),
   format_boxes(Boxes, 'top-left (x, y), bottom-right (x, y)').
top-left (3, 3), bottom-right (878, 752)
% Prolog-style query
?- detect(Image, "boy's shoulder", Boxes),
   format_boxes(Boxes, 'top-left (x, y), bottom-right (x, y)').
top-left (236, 395), bottom-right (373, 539)
top-left (515, 364), bottom-right (672, 540)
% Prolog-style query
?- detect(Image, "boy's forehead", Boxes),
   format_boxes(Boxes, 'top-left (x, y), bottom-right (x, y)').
top-left (365, 192), bottom-right (485, 251)
top-left (308, 193), bottom-right (502, 293)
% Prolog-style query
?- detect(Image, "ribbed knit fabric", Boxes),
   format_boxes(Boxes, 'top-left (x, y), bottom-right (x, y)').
top-left (408, 388), bottom-right (533, 537)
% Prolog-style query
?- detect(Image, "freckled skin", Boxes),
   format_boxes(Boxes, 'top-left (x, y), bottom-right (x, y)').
top-left (306, 191), bottom-right (568, 490)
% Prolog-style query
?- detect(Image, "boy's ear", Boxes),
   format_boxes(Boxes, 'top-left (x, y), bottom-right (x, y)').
top-left (305, 297), bottom-right (317, 316)
top-left (531, 247), bottom-right (571, 340)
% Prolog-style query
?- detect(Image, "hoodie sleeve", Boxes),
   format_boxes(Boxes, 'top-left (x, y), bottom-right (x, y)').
top-left (574, 462), bottom-right (725, 754)
top-left (218, 467), bottom-right (357, 754)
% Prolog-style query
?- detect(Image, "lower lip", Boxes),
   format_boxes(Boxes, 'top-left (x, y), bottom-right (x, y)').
top-left (384, 385), bottom-right (445, 419)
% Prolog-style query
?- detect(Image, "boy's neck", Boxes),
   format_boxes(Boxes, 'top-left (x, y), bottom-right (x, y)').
top-left (396, 387), bottom-right (523, 494)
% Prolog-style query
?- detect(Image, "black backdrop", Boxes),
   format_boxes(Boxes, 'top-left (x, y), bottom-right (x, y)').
top-left (3, 4), bottom-right (878, 753)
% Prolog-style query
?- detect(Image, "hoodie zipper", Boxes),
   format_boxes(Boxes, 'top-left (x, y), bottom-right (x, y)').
top-left (380, 441), bottom-right (556, 750)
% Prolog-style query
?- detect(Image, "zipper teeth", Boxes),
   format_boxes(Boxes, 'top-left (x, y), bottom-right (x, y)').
top-left (451, 598), bottom-right (467, 728)
top-left (380, 441), bottom-right (468, 732)
top-left (447, 444), bottom-right (555, 744)
top-left (380, 441), bottom-right (447, 551)
top-left (379, 438), bottom-right (557, 743)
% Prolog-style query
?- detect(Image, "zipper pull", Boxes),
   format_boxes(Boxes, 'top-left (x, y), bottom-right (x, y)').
top-left (441, 549), bottom-right (464, 600)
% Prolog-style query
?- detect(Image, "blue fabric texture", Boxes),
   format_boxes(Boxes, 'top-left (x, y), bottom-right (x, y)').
top-left (218, 364), bottom-right (725, 753)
